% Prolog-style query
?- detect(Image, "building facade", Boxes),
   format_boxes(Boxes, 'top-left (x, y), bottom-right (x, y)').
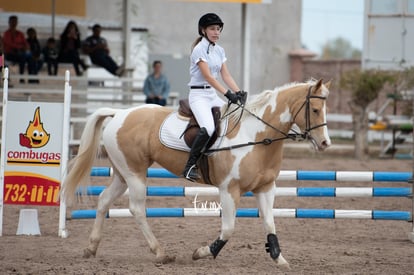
top-left (86, 0), bottom-right (302, 95)
top-left (0, 0), bottom-right (302, 95)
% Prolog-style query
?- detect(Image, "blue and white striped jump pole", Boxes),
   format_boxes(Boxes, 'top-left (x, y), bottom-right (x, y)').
top-left (90, 167), bottom-right (412, 182)
top-left (78, 186), bottom-right (412, 198)
top-left (69, 208), bottom-right (412, 221)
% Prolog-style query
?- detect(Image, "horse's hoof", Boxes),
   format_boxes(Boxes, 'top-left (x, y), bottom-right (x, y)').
top-left (192, 249), bottom-right (201, 260)
top-left (155, 255), bottom-right (176, 265)
top-left (83, 248), bottom-right (96, 258)
top-left (192, 246), bottom-right (211, 260)
top-left (277, 261), bottom-right (290, 270)
top-left (275, 254), bottom-right (290, 270)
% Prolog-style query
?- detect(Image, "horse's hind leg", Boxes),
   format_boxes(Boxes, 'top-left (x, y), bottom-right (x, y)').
top-left (256, 182), bottom-right (289, 269)
top-left (193, 188), bottom-right (238, 260)
top-left (84, 173), bottom-right (127, 258)
top-left (127, 173), bottom-right (175, 264)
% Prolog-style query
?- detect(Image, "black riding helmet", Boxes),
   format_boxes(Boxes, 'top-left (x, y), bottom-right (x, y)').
top-left (198, 13), bottom-right (224, 36)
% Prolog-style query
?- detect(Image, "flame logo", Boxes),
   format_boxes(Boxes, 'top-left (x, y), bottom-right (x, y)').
top-left (19, 107), bottom-right (50, 148)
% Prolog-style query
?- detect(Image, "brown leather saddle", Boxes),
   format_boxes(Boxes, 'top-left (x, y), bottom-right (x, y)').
top-left (178, 99), bottom-right (221, 149)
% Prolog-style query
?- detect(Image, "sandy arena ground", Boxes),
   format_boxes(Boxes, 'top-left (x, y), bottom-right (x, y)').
top-left (1, 151), bottom-right (414, 274)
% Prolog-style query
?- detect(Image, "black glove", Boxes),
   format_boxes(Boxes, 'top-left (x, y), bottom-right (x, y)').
top-left (236, 91), bottom-right (247, 105)
top-left (225, 90), bottom-right (239, 104)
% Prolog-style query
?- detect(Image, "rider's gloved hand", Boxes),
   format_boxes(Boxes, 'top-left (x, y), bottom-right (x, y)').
top-left (225, 90), bottom-right (239, 104)
top-left (236, 91), bottom-right (247, 105)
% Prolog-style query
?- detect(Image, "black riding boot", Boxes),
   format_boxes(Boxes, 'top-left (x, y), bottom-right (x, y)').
top-left (182, 127), bottom-right (210, 182)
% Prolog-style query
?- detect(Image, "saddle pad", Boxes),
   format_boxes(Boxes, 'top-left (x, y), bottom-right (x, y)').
top-left (159, 111), bottom-right (227, 152)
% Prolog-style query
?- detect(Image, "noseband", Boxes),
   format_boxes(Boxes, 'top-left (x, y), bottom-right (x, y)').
top-left (206, 84), bottom-right (327, 153)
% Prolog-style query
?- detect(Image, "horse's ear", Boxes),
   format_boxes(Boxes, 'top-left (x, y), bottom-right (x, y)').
top-left (312, 79), bottom-right (323, 93)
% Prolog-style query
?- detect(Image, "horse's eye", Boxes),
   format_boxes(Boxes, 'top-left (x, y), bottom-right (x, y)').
top-left (313, 109), bottom-right (319, 114)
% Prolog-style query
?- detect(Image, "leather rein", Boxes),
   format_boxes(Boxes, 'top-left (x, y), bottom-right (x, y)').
top-left (205, 85), bottom-right (327, 153)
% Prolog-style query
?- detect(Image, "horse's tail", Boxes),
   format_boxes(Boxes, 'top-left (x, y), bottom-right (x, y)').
top-left (62, 107), bottom-right (118, 205)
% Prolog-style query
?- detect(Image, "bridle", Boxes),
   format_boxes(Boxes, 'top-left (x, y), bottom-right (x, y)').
top-left (206, 84), bottom-right (327, 153)
top-left (291, 85), bottom-right (328, 140)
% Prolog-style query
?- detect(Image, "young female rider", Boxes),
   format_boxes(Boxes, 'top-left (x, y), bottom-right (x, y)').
top-left (182, 13), bottom-right (245, 181)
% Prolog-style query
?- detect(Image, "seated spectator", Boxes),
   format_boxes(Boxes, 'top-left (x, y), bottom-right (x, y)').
top-left (143, 60), bottom-right (170, 106)
top-left (26, 27), bottom-right (43, 83)
top-left (83, 24), bottom-right (124, 76)
top-left (42, 37), bottom-right (59, 75)
top-left (0, 35), bottom-right (3, 71)
top-left (0, 55), bottom-right (3, 75)
top-left (2, 15), bottom-right (29, 82)
top-left (59, 20), bottom-right (88, 76)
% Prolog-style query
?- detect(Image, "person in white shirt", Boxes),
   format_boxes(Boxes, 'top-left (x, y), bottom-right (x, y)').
top-left (183, 13), bottom-right (245, 181)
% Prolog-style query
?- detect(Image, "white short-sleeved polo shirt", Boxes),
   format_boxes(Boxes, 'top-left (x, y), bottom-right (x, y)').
top-left (188, 37), bottom-right (227, 87)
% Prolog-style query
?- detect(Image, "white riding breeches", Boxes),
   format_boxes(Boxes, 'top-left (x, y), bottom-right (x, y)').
top-left (189, 88), bottom-right (225, 136)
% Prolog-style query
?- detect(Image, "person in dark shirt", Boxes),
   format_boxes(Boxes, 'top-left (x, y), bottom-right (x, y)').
top-left (83, 24), bottom-right (124, 76)
top-left (0, 35), bottom-right (4, 72)
top-left (59, 20), bottom-right (88, 76)
top-left (42, 37), bottom-right (59, 75)
top-left (26, 27), bottom-right (43, 83)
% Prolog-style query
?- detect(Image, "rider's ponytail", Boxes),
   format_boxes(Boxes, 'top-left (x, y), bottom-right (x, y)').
top-left (191, 36), bottom-right (202, 53)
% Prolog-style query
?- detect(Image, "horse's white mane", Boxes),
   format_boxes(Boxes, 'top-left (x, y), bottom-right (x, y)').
top-left (225, 79), bottom-right (318, 123)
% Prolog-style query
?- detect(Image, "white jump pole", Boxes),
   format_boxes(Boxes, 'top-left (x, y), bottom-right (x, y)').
top-left (58, 70), bottom-right (72, 238)
top-left (0, 68), bottom-right (9, 236)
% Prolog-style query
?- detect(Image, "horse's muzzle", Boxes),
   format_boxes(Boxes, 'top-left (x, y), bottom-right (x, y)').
top-left (309, 136), bottom-right (331, 151)
top-left (319, 139), bottom-right (331, 151)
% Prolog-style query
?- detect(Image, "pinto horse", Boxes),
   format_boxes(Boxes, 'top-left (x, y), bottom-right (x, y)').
top-left (62, 79), bottom-right (331, 268)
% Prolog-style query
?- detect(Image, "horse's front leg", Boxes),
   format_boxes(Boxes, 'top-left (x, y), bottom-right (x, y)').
top-left (256, 182), bottom-right (290, 269)
top-left (192, 187), bottom-right (238, 260)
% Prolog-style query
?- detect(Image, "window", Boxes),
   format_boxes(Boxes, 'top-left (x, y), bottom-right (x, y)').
top-left (408, 0), bottom-right (414, 13)
top-left (370, 0), bottom-right (399, 14)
